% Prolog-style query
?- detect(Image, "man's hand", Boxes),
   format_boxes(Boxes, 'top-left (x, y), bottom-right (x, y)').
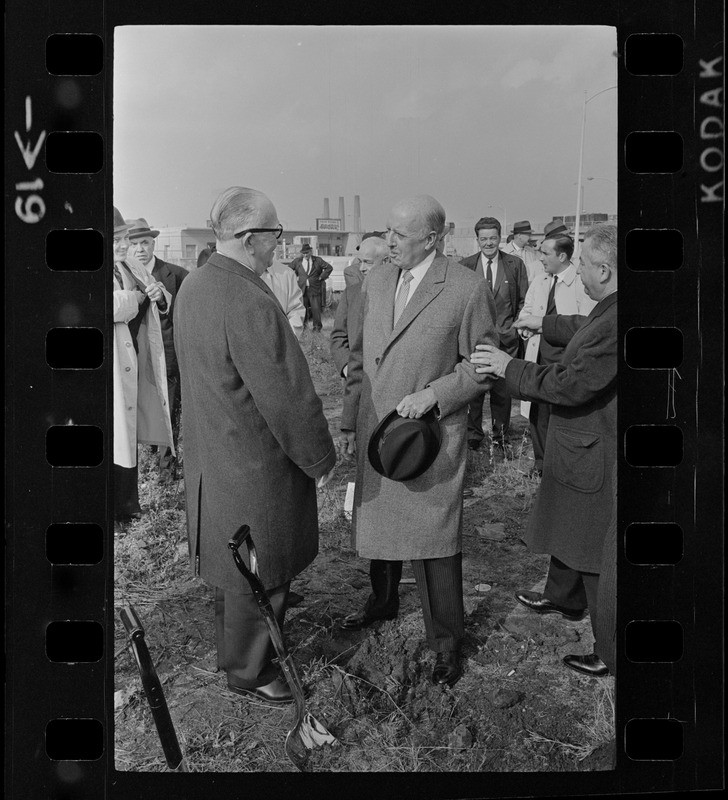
top-left (470, 344), bottom-right (512, 378)
top-left (396, 387), bottom-right (437, 419)
top-left (339, 431), bottom-right (356, 459)
top-left (316, 463), bottom-right (337, 488)
top-left (145, 281), bottom-right (166, 306)
top-left (514, 315), bottom-right (544, 334)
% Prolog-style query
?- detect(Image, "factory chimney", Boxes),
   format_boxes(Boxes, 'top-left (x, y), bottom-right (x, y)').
top-left (323, 197), bottom-right (330, 218)
top-left (353, 195), bottom-right (361, 233)
top-left (338, 196), bottom-right (345, 229)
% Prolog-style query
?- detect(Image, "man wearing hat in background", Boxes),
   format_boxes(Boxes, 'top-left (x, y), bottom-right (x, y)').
top-left (542, 219), bottom-right (571, 240)
top-left (503, 220), bottom-right (542, 285)
top-left (127, 218), bottom-right (188, 483)
top-left (339, 194), bottom-right (497, 688)
top-left (113, 208), bottom-right (174, 528)
top-left (288, 243), bottom-right (333, 332)
top-left (460, 216), bottom-right (529, 452)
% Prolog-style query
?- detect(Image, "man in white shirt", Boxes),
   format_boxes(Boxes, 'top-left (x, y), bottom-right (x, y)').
top-left (503, 220), bottom-right (542, 285)
top-left (518, 234), bottom-right (596, 475)
top-left (262, 260), bottom-right (306, 339)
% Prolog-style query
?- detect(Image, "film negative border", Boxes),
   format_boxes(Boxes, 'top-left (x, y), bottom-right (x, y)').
top-left (5, 1), bottom-right (723, 798)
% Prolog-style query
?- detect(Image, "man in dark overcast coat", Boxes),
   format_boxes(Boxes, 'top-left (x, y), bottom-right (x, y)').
top-left (288, 243), bottom-right (333, 331)
top-left (175, 186), bottom-right (336, 706)
top-left (471, 223), bottom-right (617, 677)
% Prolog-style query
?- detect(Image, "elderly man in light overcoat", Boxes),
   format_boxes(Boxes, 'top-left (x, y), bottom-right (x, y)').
top-left (471, 223), bottom-right (618, 677)
top-left (174, 187), bottom-right (336, 706)
top-left (340, 194), bottom-right (498, 687)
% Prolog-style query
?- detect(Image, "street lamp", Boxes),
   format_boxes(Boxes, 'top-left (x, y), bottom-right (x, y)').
top-left (574, 85), bottom-right (617, 250)
top-left (486, 205), bottom-right (507, 242)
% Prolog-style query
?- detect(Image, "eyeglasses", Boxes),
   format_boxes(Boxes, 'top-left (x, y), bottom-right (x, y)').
top-left (234, 223), bottom-right (283, 240)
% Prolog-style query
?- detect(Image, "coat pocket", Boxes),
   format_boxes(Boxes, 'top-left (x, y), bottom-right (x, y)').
top-left (550, 428), bottom-right (604, 493)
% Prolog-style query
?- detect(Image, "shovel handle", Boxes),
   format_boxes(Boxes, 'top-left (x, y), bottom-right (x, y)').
top-left (228, 524), bottom-right (259, 575)
top-left (119, 605), bottom-right (185, 771)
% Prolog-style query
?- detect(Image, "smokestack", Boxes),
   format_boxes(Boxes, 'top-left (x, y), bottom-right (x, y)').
top-left (323, 197), bottom-right (330, 218)
top-left (354, 195), bottom-right (361, 233)
top-left (338, 196), bottom-right (345, 229)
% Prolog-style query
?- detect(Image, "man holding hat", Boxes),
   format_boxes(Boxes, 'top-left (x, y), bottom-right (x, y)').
top-left (339, 194), bottom-right (497, 688)
top-left (503, 220), bottom-right (542, 285)
top-left (288, 243), bottom-right (333, 332)
top-left (112, 208), bottom-right (174, 527)
top-left (127, 218), bottom-right (188, 483)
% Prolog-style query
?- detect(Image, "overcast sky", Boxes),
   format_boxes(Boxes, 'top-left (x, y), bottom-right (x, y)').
top-left (114, 25), bottom-right (617, 232)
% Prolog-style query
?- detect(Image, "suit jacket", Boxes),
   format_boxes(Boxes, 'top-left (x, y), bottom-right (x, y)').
top-left (343, 262), bottom-right (364, 290)
top-left (330, 279), bottom-right (363, 376)
top-left (288, 254), bottom-right (333, 297)
top-left (174, 252), bottom-right (336, 593)
top-left (151, 256), bottom-right (189, 375)
top-left (341, 253), bottom-right (498, 560)
top-left (504, 292), bottom-right (617, 573)
top-left (460, 250), bottom-right (529, 355)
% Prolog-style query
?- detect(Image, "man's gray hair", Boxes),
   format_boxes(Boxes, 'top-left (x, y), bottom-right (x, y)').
top-left (210, 186), bottom-right (267, 241)
top-left (584, 223), bottom-right (617, 270)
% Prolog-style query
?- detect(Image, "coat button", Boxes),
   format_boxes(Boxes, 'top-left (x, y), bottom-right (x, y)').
top-left (375, 357), bottom-right (380, 365)
top-left (126, 342), bottom-right (132, 347)
top-left (125, 366), bottom-right (131, 372)
top-left (128, 406), bottom-right (133, 411)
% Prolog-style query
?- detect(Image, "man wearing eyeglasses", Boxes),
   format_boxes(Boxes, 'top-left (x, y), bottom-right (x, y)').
top-left (174, 187), bottom-right (336, 706)
top-left (339, 195), bottom-right (498, 688)
top-left (288, 243), bottom-right (333, 332)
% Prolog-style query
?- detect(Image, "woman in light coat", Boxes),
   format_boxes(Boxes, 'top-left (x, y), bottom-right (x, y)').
top-left (112, 207), bottom-right (173, 525)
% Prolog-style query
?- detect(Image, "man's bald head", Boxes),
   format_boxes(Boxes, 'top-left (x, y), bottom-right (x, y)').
top-left (386, 195), bottom-right (446, 270)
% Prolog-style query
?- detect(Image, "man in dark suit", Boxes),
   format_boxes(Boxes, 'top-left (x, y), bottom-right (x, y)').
top-left (330, 235), bottom-right (390, 377)
top-left (128, 218), bottom-right (189, 482)
top-left (174, 186), bottom-right (336, 706)
top-left (460, 216), bottom-right (529, 450)
top-left (288, 243), bottom-right (333, 331)
top-left (471, 223), bottom-right (618, 677)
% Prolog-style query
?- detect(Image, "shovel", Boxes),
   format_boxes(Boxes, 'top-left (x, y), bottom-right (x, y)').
top-left (119, 604), bottom-right (186, 771)
top-left (228, 524), bottom-right (338, 771)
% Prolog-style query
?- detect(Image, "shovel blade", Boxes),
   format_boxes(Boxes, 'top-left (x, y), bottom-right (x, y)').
top-left (284, 712), bottom-right (338, 771)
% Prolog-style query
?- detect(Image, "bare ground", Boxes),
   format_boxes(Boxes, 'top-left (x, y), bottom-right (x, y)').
top-left (114, 317), bottom-right (615, 773)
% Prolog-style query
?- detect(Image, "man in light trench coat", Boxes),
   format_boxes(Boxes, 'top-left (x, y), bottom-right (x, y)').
top-left (112, 207), bottom-right (174, 529)
top-left (471, 223), bottom-right (618, 677)
top-left (339, 194), bottom-right (498, 688)
top-left (174, 187), bottom-right (336, 706)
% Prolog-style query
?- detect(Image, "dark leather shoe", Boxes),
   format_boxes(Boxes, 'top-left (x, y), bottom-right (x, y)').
top-left (432, 650), bottom-right (462, 687)
top-left (287, 590), bottom-right (304, 608)
top-left (338, 608), bottom-right (398, 631)
top-left (515, 590), bottom-right (586, 621)
top-left (563, 653), bottom-right (610, 677)
top-left (227, 676), bottom-right (294, 705)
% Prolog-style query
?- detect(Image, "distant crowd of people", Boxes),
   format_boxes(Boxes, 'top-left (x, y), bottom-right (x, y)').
top-left (113, 187), bottom-right (617, 707)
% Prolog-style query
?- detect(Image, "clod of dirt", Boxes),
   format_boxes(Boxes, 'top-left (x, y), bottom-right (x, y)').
top-left (448, 723), bottom-right (473, 750)
top-left (476, 523), bottom-right (506, 541)
top-left (491, 688), bottom-right (523, 709)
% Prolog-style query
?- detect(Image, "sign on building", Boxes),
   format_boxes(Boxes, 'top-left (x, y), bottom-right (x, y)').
top-left (316, 218), bottom-right (342, 232)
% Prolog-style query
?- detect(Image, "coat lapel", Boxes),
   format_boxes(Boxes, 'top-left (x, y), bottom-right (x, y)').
top-left (383, 254), bottom-right (447, 353)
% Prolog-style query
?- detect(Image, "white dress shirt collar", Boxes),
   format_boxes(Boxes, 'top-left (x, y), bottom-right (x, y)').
top-left (396, 248), bottom-right (437, 302)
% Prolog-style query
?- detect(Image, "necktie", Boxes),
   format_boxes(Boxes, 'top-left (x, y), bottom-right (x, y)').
top-left (113, 263), bottom-right (124, 288)
top-left (393, 271), bottom-right (414, 325)
top-left (306, 257), bottom-right (312, 275)
top-left (485, 259), bottom-right (493, 292)
top-left (546, 275), bottom-right (557, 314)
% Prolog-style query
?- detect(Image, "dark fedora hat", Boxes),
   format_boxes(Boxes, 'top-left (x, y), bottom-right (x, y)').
top-left (113, 207), bottom-right (133, 234)
top-left (126, 217), bottom-right (160, 240)
top-left (368, 408), bottom-right (441, 482)
top-left (300, 243), bottom-right (312, 253)
top-left (543, 220), bottom-right (570, 238)
top-left (512, 220), bottom-right (534, 235)
top-left (356, 231), bottom-right (386, 250)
